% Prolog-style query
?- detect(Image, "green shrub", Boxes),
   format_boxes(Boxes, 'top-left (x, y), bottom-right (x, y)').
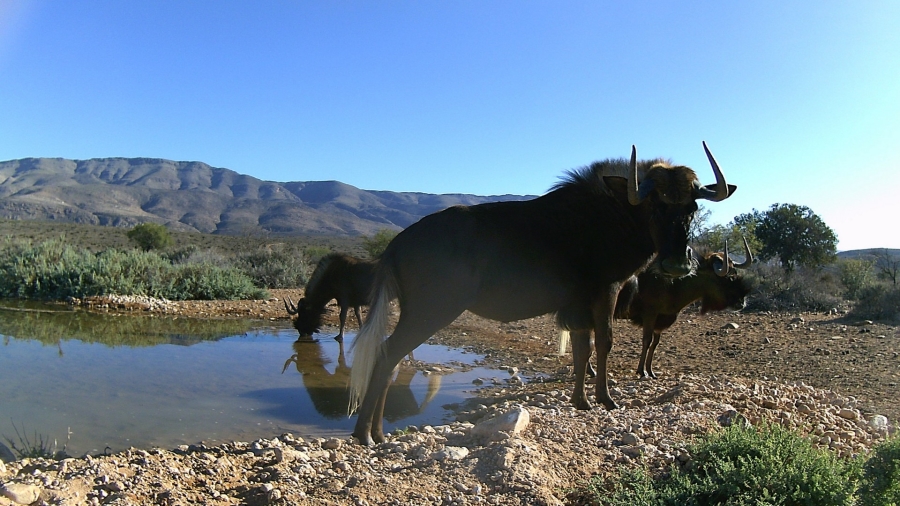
top-left (126, 222), bottom-right (174, 251)
top-left (851, 284), bottom-right (900, 322)
top-left (304, 245), bottom-right (332, 265)
top-left (231, 245), bottom-right (310, 288)
top-left (839, 259), bottom-right (876, 300)
top-left (167, 263), bottom-right (267, 300)
top-left (857, 437), bottom-right (900, 506)
top-left (578, 423), bottom-right (859, 506)
top-left (745, 263), bottom-right (843, 312)
top-left (361, 229), bottom-right (398, 259)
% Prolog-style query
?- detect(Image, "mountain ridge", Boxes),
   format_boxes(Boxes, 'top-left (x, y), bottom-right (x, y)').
top-left (0, 157), bottom-right (534, 236)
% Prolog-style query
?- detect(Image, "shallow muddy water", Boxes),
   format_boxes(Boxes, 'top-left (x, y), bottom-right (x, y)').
top-left (0, 303), bottom-right (509, 457)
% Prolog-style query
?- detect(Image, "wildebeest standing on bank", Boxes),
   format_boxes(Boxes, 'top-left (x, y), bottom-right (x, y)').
top-left (349, 143), bottom-right (736, 445)
top-left (283, 253), bottom-right (376, 342)
top-left (559, 237), bottom-right (753, 379)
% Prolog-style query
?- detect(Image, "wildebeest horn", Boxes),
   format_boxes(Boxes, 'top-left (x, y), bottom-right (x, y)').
top-left (714, 239), bottom-right (730, 277)
top-left (696, 141), bottom-right (730, 202)
top-left (733, 235), bottom-right (753, 269)
top-left (284, 296), bottom-right (299, 315)
top-left (627, 145), bottom-right (642, 205)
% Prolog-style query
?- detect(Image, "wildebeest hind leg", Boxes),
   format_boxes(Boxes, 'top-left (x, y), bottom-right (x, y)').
top-left (352, 304), bottom-right (465, 445)
top-left (592, 286), bottom-right (620, 410)
top-left (570, 329), bottom-right (593, 410)
top-left (646, 331), bottom-right (662, 379)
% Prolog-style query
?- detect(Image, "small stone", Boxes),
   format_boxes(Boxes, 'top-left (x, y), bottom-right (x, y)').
top-left (838, 408), bottom-right (859, 421)
top-left (323, 438), bottom-right (343, 450)
top-left (621, 433), bottom-right (641, 445)
top-left (722, 322), bottom-right (739, 330)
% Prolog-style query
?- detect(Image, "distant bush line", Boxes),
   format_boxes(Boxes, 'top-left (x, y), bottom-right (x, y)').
top-left (0, 236), bottom-right (334, 301)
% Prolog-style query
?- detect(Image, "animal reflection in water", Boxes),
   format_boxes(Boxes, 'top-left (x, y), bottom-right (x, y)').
top-left (281, 340), bottom-right (441, 421)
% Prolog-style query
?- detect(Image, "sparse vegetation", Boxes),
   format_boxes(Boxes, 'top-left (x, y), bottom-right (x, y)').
top-left (3, 421), bottom-right (70, 460)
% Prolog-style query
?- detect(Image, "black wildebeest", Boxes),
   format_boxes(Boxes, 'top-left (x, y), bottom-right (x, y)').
top-left (348, 143), bottom-right (736, 445)
top-left (283, 253), bottom-right (376, 342)
top-left (559, 237), bottom-right (753, 379)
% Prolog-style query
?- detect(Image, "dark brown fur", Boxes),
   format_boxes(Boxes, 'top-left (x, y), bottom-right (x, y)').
top-left (285, 253), bottom-right (376, 342)
top-left (614, 248), bottom-right (752, 378)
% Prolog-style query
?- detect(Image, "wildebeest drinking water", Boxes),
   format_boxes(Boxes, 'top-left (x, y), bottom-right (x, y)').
top-left (283, 253), bottom-right (376, 342)
top-left (349, 143), bottom-right (736, 445)
top-left (559, 237), bottom-right (753, 380)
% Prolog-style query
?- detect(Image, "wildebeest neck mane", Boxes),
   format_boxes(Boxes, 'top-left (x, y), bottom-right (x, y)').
top-left (304, 255), bottom-right (335, 302)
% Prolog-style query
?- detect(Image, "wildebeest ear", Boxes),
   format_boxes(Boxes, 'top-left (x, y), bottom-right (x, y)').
top-left (603, 176), bottom-right (629, 197)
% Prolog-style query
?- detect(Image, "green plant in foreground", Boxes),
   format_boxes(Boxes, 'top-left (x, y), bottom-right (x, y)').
top-left (579, 422), bottom-right (860, 506)
top-left (857, 436), bottom-right (900, 506)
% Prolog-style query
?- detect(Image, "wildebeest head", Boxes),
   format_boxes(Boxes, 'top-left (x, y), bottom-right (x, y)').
top-left (284, 296), bottom-right (326, 338)
top-left (608, 142), bottom-right (736, 277)
top-left (696, 237), bottom-right (753, 313)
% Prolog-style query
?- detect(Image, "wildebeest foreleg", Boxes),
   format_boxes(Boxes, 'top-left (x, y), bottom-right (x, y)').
top-left (592, 286), bottom-right (620, 410)
top-left (570, 329), bottom-right (593, 410)
top-left (335, 304), bottom-right (349, 343)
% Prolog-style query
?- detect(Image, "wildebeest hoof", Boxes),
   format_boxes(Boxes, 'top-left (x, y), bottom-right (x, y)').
top-left (296, 337), bottom-right (319, 343)
top-left (600, 398), bottom-right (620, 410)
top-left (572, 398), bottom-right (592, 410)
top-left (352, 431), bottom-right (375, 446)
top-left (334, 335), bottom-right (344, 343)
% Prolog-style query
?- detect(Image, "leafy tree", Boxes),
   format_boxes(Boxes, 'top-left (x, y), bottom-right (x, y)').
top-left (361, 229), bottom-right (398, 259)
top-left (693, 209), bottom-right (761, 260)
top-left (127, 222), bottom-right (174, 251)
top-left (754, 203), bottom-right (837, 272)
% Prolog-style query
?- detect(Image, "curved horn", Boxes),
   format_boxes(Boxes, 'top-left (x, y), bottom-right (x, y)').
top-left (627, 145), bottom-right (643, 205)
top-left (284, 296), bottom-right (298, 315)
top-left (698, 141), bottom-right (730, 202)
top-left (733, 235), bottom-right (754, 269)
top-left (714, 239), bottom-right (730, 277)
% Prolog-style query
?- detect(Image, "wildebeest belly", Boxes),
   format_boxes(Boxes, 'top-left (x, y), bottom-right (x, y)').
top-left (468, 276), bottom-right (576, 323)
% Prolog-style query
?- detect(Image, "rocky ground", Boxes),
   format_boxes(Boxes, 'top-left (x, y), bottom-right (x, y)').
top-left (2, 290), bottom-right (898, 505)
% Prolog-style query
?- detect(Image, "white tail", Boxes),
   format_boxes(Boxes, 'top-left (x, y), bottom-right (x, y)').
top-left (347, 283), bottom-right (391, 415)
top-left (557, 329), bottom-right (570, 356)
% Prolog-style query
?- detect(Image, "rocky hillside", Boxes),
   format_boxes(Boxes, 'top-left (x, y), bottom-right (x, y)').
top-left (0, 158), bottom-right (533, 236)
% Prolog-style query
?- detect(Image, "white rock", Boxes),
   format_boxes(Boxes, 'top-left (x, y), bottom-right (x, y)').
top-left (432, 446), bottom-right (470, 461)
top-left (869, 415), bottom-right (889, 430)
top-left (1, 483), bottom-right (42, 505)
top-left (471, 406), bottom-right (531, 440)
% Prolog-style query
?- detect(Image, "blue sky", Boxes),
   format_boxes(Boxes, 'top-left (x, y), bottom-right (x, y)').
top-left (1, 1), bottom-right (898, 251)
